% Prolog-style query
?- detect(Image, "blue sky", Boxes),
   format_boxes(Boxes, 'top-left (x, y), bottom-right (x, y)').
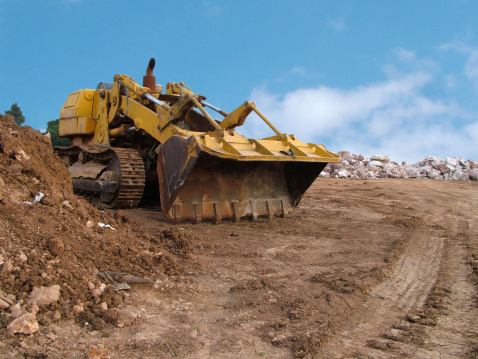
top-left (1, 1), bottom-right (478, 162)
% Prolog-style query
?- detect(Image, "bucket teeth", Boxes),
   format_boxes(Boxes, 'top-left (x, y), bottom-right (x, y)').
top-left (250, 200), bottom-right (258, 221)
top-left (193, 203), bottom-right (202, 224)
top-left (168, 198), bottom-right (290, 223)
top-left (212, 203), bottom-right (222, 224)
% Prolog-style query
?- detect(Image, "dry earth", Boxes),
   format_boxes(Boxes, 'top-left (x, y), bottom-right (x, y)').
top-left (1, 114), bottom-right (477, 358)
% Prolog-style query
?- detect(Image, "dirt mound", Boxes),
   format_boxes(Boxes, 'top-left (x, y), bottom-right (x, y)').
top-left (0, 114), bottom-right (192, 337)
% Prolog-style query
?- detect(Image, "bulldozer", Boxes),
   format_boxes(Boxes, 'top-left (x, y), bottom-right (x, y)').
top-left (55, 58), bottom-right (340, 223)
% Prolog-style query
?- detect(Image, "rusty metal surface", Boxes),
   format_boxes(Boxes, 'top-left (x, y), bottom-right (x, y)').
top-left (69, 161), bottom-right (106, 179)
top-left (71, 178), bottom-right (117, 193)
top-left (157, 137), bottom-right (326, 223)
top-left (157, 135), bottom-right (199, 214)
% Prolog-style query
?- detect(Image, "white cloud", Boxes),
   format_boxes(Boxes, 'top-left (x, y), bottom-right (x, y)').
top-left (290, 66), bottom-right (307, 76)
top-left (396, 48), bottom-right (416, 63)
top-left (243, 58), bottom-right (478, 163)
top-left (464, 48), bottom-right (478, 86)
top-left (444, 74), bottom-right (457, 89)
top-left (440, 41), bottom-right (478, 89)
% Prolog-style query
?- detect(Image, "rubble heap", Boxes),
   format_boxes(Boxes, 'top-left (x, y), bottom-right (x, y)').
top-left (321, 151), bottom-right (478, 181)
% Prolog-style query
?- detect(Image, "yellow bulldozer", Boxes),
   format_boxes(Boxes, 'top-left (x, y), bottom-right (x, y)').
top-left (56, 59), bottom-right (340, 223)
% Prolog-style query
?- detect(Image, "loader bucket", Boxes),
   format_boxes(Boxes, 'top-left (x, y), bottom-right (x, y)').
top-left (157, 135), bottom-right (329, 224)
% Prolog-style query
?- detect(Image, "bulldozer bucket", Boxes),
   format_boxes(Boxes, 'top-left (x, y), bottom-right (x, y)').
top-left (157, 135), bottom-right (330, 224)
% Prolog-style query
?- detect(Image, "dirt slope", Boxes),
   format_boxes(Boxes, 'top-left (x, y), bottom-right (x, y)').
top-left (0, 114), bottom-right (190, 354)
top-left (0, 114), bottom-right (477, 358)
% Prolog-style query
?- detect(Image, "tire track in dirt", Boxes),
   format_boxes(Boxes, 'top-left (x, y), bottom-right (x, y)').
top-left (318, 184), bottom-right (478, 358)
top-left (408, 206), bottom-right (478, 357)
top-left (317, 231), bottom-right (445, 357)
top-left (411, 238), bottom-right (478, 358)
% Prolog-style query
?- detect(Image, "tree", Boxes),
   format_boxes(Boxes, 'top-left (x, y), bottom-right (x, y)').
top-left (5, 102), bottom-right (25, 125)
top-left (46, 119), bottom-right (69, 146)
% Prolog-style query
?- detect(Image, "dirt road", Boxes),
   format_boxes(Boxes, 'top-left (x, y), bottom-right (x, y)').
top-left (66, 178), bottom-right (477, 359)
top-left (2, 178), bottom-right (477, 358)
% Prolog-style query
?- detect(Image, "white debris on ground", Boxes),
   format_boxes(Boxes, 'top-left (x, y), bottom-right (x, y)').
top-left (33, 192), bottom-right (44, 203)
top-left (97, 222), bottom-right (115, 231)
top-left (320, 152), bottom-right (478, 181)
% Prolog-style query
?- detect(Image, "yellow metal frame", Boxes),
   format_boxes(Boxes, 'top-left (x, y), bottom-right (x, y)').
top-left (59, 74), bottom-right (341, 163)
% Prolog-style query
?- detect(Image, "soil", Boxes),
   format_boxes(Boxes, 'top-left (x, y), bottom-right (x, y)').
top-left (0, 114), bottom-right (477, 358)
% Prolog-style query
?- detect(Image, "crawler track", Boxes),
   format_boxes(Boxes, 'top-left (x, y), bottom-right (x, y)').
top-left (55, 146), bottom-right (145, 208)
top-left (111, 148), bottom-right (146, 208)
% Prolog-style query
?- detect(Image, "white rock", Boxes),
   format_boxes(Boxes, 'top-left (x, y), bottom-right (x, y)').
top-left (91, 289), bottom-right (102, 298)
top-left (61, 200), bottom-right (74, 211)
top-left (73, 305), bottom-right (84, 315)
top-left (14, 149), bottom-right (31, 162)
top-left (337, 170), bottom-right (350, 178)
top-left (451, 169), bottom-right (463, 181)
top-left (420, 165), bottom-right (433, 175)
top-left (458, 158), bottom-right (470, 170)
top-left (0, 299), bottom-right (9, 310)
top-left (29, 285), bottom-right (61, 306)
top-left (371, 154), bottom-right (389, 161)
top-left (445, 164), bottom-right (455, 173)
top-left (445, 157), bottom-right (459, 168)
top-left (425, 156), bottom-right (440, 162)
top-left (10, 308), bottom-right (23, 319)
top-left (367, 160), bottom-right (384, 168)
top-left (7, 313), bottom-right (39, 335)
top-left (355, 169), bottom-right (368, 179)
top-left (1, 261), bottom-right (14, 276)
top-left (367, 171), bottom-right (378, 179)
top-left (426, 169), bottom-right (443, 179)
top-left (469, 169), bottom-right (478, 180)
top-left (272, 334), bottom-right (290, 345)
top-left (404, 166), bottom-right (420, 178)
top-left (382, 163), bottom-right (402, 176)
top-left (319, 152), bottom-right (477, 181)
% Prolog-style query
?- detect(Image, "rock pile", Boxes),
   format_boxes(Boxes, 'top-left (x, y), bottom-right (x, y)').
top-left (320, 151), bottom-right (478, 181)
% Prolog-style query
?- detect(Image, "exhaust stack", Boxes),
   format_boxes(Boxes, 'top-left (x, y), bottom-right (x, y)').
top-left (143, 58), bottom-right (156, 94)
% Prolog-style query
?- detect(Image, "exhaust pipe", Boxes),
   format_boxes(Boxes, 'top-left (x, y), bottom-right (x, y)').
top-left (143, 58), bottom-right (156, 94)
